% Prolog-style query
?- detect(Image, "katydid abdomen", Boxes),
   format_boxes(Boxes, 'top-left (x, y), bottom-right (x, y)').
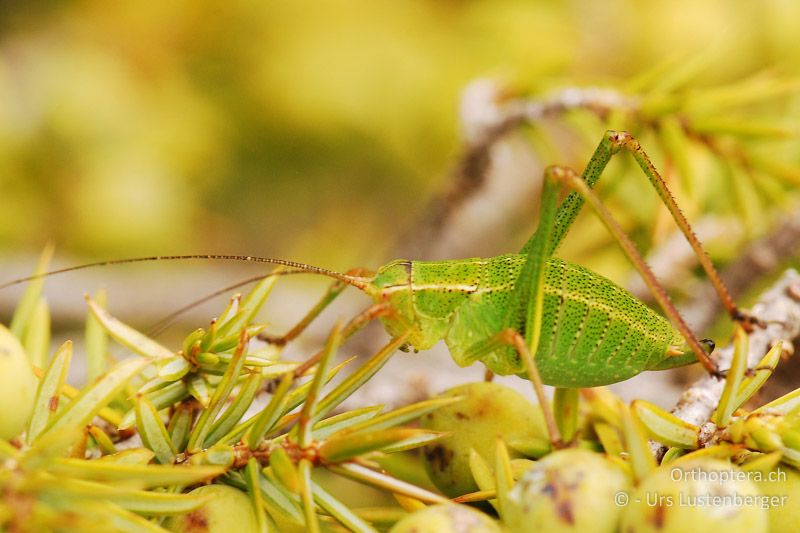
top-left (368, 254), bottom-right (692, 387)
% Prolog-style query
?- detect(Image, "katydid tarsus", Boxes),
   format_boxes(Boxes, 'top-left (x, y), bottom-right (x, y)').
top-left (1, 131), bottom-right (758, 447)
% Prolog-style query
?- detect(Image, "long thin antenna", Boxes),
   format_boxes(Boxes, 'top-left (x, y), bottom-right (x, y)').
top-left (146, 273), bottom-right (270, 337)
top-left (0, 255), bottom-right (372, 291)
top-left (146, 270), bottom-right (315, 337)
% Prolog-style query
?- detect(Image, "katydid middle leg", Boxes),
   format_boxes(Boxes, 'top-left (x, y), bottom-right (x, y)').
top-left (291, 301), bottom-right (395, 377)
top-left (459, 167), bottom-right (565, 447)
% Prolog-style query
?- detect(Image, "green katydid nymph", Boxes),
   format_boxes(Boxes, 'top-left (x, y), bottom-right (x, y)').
top-left (0, 131), bottom-right (759, 444)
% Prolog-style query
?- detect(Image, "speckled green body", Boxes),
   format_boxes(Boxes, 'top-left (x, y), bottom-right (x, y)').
top-left (366, 254), bottom-right (692, 387)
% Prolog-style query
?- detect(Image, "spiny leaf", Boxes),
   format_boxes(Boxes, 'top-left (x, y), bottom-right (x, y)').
top-left (298, 322), bottom-right (343, 449)
top-left (231, 269), bottom-right (283, 332)
top-left (620, 402), bottom-right (656, 482)
top-left (726, 160), bottom-right (763, 236)
top-left (686, 76), bottom-right (800, 114)
top-left (82, 501), bottom-right (167, 533)
top-left (120, 380), bottom-right (188, 429)
top-left (143, 379), bottom-right (189, 409)
top-left (298, 459), bottom-right (320, 533)
top-left (258, 361), bottom-right (300, 378)
top-left (328, 463), bottom-right (448, 504)
top-left (658, 115), bottom-right (696, 200)
top-left (187, 331), bottom-right (249, 452)
top-left (210, 324), bottom-right (265, 353)
top-left (44, 357), bottom-right (150, 439)
top-left (88, 426), bottom-right (118, 455)
top-left (37, 477), bottom-right (210, 515)
top-left (29, 366), bottom-right (123, 428)
top-left (643, 50), bottom-right (713, 95)
top-left (285, 356), bottom-right (355, 413)
top-left (337, 397), bottom-right (459, 437)
top-left (244, 458), bottom-right (270, 533)
top-left (205, 372), bottom-right (262, 447)
top-left (85, 288), bottom-right (110, 382)
top-left (313, 334), bottom-right (408, 423)
top-left (86, 296), bottom-right (174, 359)
top-left (319, 428), bottom-right (426, 463)
top-left (27, 340), bottom-right (72, 445)
top-left (754, 388), bottom-right (800, 416)
top-left (743, 416), bottom-right (782, 452)
top-left (505, 436), bottom-right (551, 459)
top-left (350, 507), bottom-right (408, 529)
top-left (269, 445), bottom-right (300, 494)
top-left (82, 500), bottom-right (172, 532)
top-left (469, 449), bottom-right (498, 511)
top-left (244, 372), bottom-right (294, 449)
top-left (660, 447), bottom-right (687, 465)
top-left (213, 296), bottom-right (239, 336)
top-left (734, 341), bottom-right (782, 411)
top-left (669, 443), bottom-right (741, 465)
top-left (186, 374), bottom-right (210, 407)
top-left (312, 406), bottom-right (383, 441)
top-left (23, 297), bottom-right (50, 369)
top-left (139, 375), bottom-right (171, 394)
top-left (45, 458), bottom-right (223, 488)
top-left (553, 387), bottom-right (579, 444)
top-left (494, 439), bottom-right (514, 520)
top-left (378, 430), bottom-right (448, 454)
top-left (220, 357), bottom-right (352, 446)
top-left (691, 117), bottom-right (794, 138)
top-left (311, 480), bottom-right (378, 533)
top-left (99, 448), bottom-right (156, 465)
top-left (187, 443), bottom-right (235, 467)
top-left (158, 357), bottom-right (191, 382)
top-left (581, 387), bottom-right (622, 426)
top-left (632, 400), bottom-right (699, 449)
top-left (713, 325), bottom-right (749, 427)
top-left (255, 469), bottom-right (305, 526)
top-left (10, 244), bottom-right (53, 339)
top-left (167, 403), bottom-right (195, 452)
top-left (135, 395), bottom-right (177, 464)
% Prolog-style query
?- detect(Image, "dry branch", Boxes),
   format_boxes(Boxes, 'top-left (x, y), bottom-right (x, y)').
top-left (653, 268), bottom-right (800, 457)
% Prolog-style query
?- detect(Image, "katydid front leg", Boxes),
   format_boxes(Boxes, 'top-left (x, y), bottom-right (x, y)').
top-left (258, 268), bottom-right (375, 346)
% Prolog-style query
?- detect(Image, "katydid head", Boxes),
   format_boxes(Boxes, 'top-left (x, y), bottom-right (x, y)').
top-left (367, 259), bottom-right (412, 293)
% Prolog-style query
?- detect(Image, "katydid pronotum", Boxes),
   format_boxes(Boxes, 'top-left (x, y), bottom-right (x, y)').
top-left (1, 131), bottom-right (761, 447)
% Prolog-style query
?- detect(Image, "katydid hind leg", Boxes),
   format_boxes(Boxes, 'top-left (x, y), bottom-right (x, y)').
top-left (548, 165), bottom-right (719, 376)
top-left (525, 129), bottom-right (753, 330)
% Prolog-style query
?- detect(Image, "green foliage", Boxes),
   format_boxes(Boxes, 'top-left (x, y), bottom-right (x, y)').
top-left (1, 273), bottom-right (450, 531)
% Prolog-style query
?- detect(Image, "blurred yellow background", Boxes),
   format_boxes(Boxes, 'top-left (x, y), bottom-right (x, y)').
top-left (2, 0), bottom-right (798, 269)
